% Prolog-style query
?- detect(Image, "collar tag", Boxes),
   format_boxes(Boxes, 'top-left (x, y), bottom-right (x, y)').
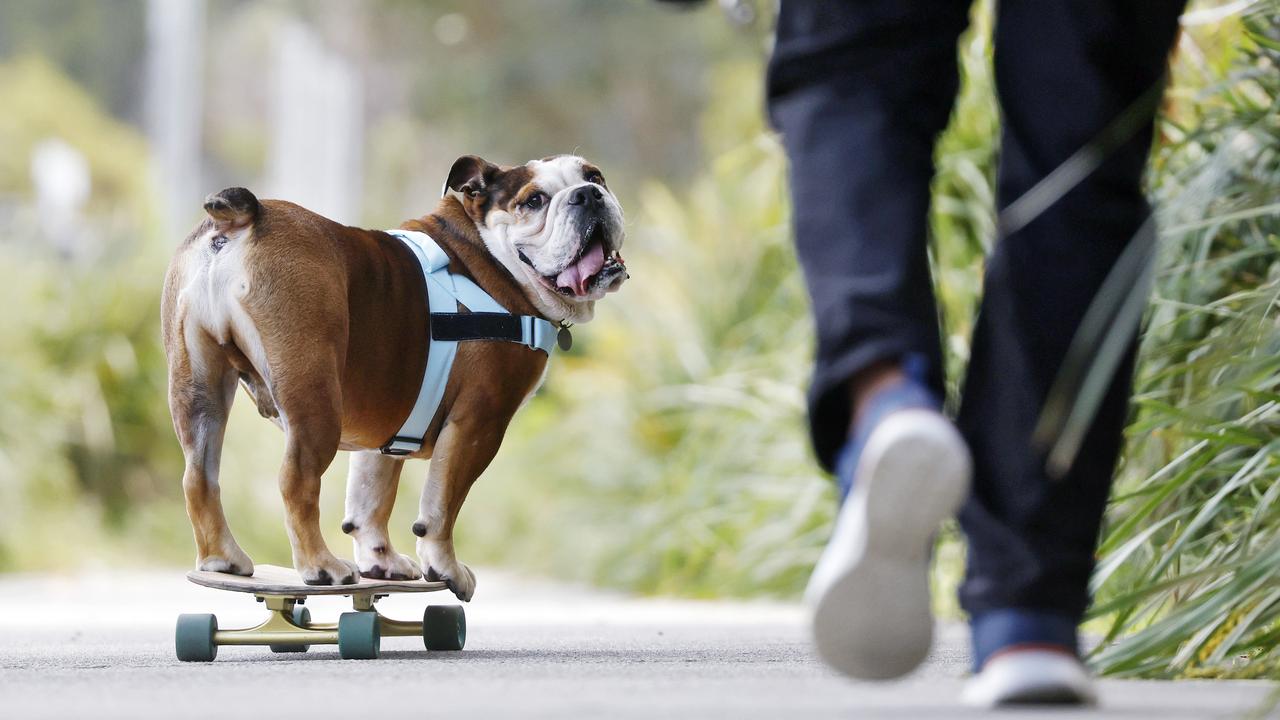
top-left (557, 325), bottom-right (573, 352)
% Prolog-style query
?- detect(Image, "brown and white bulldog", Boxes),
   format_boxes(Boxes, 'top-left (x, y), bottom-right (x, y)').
top-left (161, 154), bottom-right (627, 600)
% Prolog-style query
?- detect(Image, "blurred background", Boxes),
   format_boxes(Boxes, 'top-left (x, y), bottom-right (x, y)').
top-left (1, 0), bottom-right (1278, 680)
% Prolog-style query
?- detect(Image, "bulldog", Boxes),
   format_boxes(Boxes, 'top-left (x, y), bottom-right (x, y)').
top-left (161, 154), bottom-right (627, 600)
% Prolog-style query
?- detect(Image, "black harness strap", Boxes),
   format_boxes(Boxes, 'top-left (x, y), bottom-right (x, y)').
top-left (430, 312), bottom-right (524, 343)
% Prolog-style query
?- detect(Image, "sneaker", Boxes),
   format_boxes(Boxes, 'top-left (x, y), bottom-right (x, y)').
top-left (962, 609), bottom-right (1095, 706)
top-left (961, 648), bottom-right (1096, 706)
top-left (806, 360), bottom-right (972, 680)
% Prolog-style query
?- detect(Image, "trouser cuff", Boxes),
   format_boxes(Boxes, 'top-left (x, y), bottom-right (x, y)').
top-left (970, 608), bottom-right (1079, 671)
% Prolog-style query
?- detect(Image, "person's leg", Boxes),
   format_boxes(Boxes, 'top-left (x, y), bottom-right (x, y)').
top-left (957, 0), bottom-right (1184, 704)
top-left (767, 0), bottom-right (970, 472)
top-left (767, 0), bottom-right (972, 680)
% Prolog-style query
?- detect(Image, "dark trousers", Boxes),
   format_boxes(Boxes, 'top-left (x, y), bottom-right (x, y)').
top-left (767, 0), bottom-right (1184, 620)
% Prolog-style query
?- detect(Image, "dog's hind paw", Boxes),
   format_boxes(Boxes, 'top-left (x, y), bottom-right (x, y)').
top-left (198, 552), bottom-right (254, 577)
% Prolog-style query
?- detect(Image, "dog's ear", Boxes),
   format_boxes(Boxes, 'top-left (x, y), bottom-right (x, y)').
top-left (443, 155), bottom-right (499, 199)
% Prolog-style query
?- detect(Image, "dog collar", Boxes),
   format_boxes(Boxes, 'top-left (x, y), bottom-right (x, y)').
top-left (380, 229), bottom-right (557, 456)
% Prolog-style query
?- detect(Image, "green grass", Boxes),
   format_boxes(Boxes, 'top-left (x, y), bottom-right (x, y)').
top-left (1085, 5), bottom-right (1280, 678)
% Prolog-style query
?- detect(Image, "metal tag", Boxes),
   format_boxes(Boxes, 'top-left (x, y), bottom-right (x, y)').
top-left (557, 326), bottom-right (573, 351)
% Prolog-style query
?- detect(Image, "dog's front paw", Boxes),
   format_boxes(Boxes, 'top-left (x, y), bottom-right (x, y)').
top-left (418, 539), bottom-right (475, 601)
top-left (426, 563), bottom-right (475, 602)
top-left (197, 545), bottom-right (255, 577)
top-left (297, 553), bottom-right (359, 586)
top-left (358, 548), bottom-right (422, 582)
top-left (424, 561), bottom-right (476, 602)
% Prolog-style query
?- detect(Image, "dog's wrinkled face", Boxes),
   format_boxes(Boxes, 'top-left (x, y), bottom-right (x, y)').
top-left (445, 154), bottom-right (627, 324)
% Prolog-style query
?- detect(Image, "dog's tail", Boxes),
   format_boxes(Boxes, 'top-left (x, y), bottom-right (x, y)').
top-left (203, 187), bottom-right (259, 233)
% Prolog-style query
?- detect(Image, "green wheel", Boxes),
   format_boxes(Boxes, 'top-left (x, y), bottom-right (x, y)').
top-left (338, 612), bottom-right (380, 659)
top-left (269, 604), bottom-right (311, 654)
top-left (175, 613), bottom-right (218, 662)
top-left (422, 605), bottom-right (466, 651)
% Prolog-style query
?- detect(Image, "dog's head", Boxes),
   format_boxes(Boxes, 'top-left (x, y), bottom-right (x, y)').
top-left (444, 154), bottom-right (627, 324)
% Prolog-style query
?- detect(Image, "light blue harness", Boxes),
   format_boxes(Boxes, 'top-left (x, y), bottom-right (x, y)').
top-left (380, 229), bottom-right (557, 456)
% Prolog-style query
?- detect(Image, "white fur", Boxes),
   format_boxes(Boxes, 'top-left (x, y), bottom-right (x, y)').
top-left (172, 232), bottom-right (260, 575)
top-left (177, 225), bottom-right (282, 422)
top-left (520, 364), bottom-right (550, 410)
top-left (342, 451), bottom-right (423, 580)
top-left (417, 535), bottom-right (476, 601)
top-left (412, 424), bottom-right (477, 601)
top-left (471, 155), bottom-right (627, 325)
top-left (415, 453), bottom-right (449, 539)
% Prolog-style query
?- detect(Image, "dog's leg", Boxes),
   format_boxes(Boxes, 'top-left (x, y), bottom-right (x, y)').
top-left (274, 367), bottom-right (359, 586)
top-left (221, 340), bottom-right (278, 420)
top-left (412, 420), bottom-right (505, 601)
top-left (168, 331), bottom-right (254, 576)
top-left (342, 451), bottom-right (422, 580)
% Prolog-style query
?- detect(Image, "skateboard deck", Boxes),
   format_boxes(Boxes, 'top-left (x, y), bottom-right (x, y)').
top-left (187, 564), bottom-right (448, 596)
top-left (177, 564), bottom-right (465, 662)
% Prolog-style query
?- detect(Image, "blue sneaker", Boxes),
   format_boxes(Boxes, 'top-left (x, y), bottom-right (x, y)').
top-left (962, 609), bottom-right (1095, 706)
top-left (806, 357), bottom-right (972, 680)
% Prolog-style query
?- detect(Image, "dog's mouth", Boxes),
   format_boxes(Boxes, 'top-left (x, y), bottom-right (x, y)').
top-left (518, 221), bottom-right (626, 298)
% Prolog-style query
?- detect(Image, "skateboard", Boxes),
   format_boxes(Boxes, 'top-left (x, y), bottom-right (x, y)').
top-left (175, 564), bottom-right (465, 661)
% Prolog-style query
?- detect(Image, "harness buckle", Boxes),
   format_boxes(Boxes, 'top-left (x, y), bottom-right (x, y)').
top-left (379, 436), bottom-right (422, 456)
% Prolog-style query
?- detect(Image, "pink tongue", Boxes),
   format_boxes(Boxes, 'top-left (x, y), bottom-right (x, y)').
top-left (555, 242), bottom-right (606, 295)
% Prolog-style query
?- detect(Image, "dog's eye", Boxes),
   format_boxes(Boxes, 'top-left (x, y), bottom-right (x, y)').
top-left (522, 192), bottom-right (547, 211)
top-left (585, 172), bottom-right (605, 186)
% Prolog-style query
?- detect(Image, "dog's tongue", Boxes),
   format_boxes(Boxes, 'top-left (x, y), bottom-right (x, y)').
top-left (555, 242), bottom-right (605, 296)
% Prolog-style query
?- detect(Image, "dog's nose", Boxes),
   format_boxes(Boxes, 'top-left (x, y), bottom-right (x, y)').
top-left (567, 185), bottom-right (604, 207)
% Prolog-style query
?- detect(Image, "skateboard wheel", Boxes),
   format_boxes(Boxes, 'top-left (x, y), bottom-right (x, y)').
top-left (269, 605), bottom-right (312, 654)
top-left (175, 613), bottom-right (218, 662)
top-left (422, 605), bottom-right (466, 651)
top-left (338, 612), bottom-right (380, 659)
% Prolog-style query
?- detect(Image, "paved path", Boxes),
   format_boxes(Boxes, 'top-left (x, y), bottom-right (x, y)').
top-left (0, 569), bottom-right (1272, 719)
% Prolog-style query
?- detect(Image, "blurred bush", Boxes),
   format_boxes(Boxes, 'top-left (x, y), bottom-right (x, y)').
top-left (461, 6), bottom-right (1000, 608)
top-left (465, 59), bottom-right (832, 598)
top-left (0, 56), bottom-right (149, 204)
top-left (0, 55), bottom-right (181, 568)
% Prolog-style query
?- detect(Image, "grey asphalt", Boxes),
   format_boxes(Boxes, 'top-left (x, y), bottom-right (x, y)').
top-left (0, 569), bottom-right (1272, 719)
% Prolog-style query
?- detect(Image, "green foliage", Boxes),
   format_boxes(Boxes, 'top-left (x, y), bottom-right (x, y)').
top-left (464, 3), bottom-right (998, 609)
top-left (0, 56), bottom-right (181, 569)
top-left (0, 1), bottom-right (146, 120)
top-left (1088, 6), bottom-right (1280, 678)
top-left (464, 59), bottom-right (834, 597)
top-left (0, 55), bottom-right (150, 202)
top-left (929, 1), bottom-right (997, 405)
top-left (334, 0), bottom-right (747, 221)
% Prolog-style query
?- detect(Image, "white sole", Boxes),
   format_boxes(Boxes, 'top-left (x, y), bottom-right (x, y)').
top-left (961, 649), bottom-right (1097, 707)
top-left (806, 409), bottom-right (972, 680)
